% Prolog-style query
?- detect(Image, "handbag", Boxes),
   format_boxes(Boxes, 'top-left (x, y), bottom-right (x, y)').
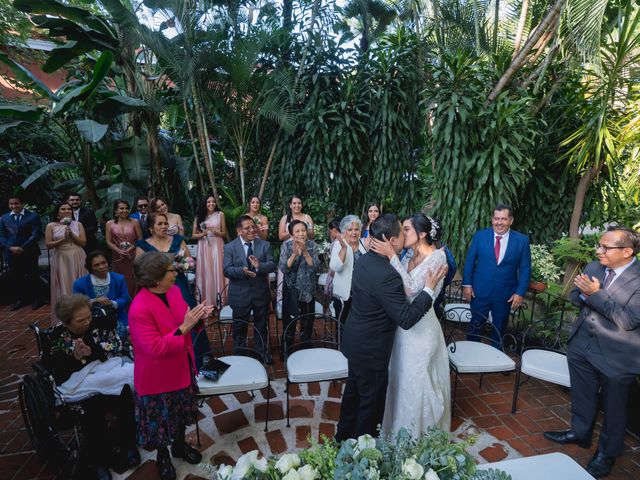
top-left (200, 357), bottom-right (230, 381)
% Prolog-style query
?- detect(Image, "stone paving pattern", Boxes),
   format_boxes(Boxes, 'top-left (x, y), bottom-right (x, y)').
top-left (1, 305), bottom-right (639, 479)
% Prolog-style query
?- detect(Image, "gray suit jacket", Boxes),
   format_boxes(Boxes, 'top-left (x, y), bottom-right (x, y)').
top-left (223, 237), bottom-right (276, 309)
top-left (569, 259), bottom-right (640, 374)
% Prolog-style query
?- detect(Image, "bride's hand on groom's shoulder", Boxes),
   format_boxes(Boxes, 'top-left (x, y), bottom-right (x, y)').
top-left (370, 236), bottom-right (395, 259)
top-left (424, 264), bottom-right (448, 290)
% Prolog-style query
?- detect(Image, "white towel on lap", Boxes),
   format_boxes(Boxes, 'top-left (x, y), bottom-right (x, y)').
top-left (57, 357), bottom-right (134, 403)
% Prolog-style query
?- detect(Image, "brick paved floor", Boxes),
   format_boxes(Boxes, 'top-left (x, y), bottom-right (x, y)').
top-left (1, 304), bottom-right (639, 479)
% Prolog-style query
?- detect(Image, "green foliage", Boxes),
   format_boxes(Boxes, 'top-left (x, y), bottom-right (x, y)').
top-left (530, 244), bottom-right (562, 283)
top-left (551, 235), bottom-right (598, 266)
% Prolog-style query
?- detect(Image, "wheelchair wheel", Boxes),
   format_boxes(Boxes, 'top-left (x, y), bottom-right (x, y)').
top-left (18, 374), bottom-right (69, 460)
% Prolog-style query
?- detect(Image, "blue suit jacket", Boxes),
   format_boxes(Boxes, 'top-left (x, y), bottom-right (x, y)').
top-left (72, 272), bottom-right (131, 325)
top-left (130, 211), bottom-right (150, 239)
top-left (0, 210), bottom-right (42, 260)
top-left (462, 228), bottom-right (531, 299)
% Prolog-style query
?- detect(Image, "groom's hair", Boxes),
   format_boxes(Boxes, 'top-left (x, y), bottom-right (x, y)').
top-left (370, 213), bottom-right (401, 241)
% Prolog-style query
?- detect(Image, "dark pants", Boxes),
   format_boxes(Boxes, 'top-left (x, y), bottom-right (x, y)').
top-left (335, 362), bottom-right (388, 441)
top-left (467, 295), bottom-right (511, 346)
top-left (281, 284), bottom-right (314, 357)
top-left (568, 327), bottom-right (636, 457)
top-left (232, 302), bottom-right (270, 356)
top-left (333, 297), bottom-right (352, 326)
top-left (8, 252), bottom-right (41, 304)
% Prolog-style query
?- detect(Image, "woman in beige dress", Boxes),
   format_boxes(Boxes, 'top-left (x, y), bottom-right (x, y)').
top-left (150, 197), bottom-right (184, 237)
top-left (106, 199), bottom-right (142, 297)
top-left (46, 202), bottom-right (87, 325)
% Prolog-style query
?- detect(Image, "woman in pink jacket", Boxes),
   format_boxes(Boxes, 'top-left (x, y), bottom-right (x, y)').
top-left (129, 251), bottom-right (213, 480)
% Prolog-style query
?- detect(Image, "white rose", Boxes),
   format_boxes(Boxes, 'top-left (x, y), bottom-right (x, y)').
top-left (424, 468), bottom-right (440, 480)
top-left (232, 450), bottom-right (265, 479)
top-left (282, 469), bottom-right (301, 480)
top-left (275, 453), bottom-right (301, 474)
top-left (355, 434), bottom-right (376, 454)
top-left (366, 467), bottom-right (381, 480)
top-left (297, 464), bottom-right (318, 480)
top-left (216, 464), bottom-right (233, 480)
top-left (402, 457), bottom-right (425, 480)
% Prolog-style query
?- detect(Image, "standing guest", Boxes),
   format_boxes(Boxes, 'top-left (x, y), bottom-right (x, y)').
top-left (278, 195), bottom-right (314, 241)
top-left (73, 251), bottom-right (131, 341)
top-left (46, 294), bottom-right (139, 478)
top-left (223, 215), bottom-right (276, 362)
top-left (279, 220), bottom-right (321, 358)
top-left (150, 198), bottom-right (184, 237)
top-left (0, 195), bottom-right (43, 310)
top-left (191, 195), bottom-right (227, 305)
top-left (129, 252), bottom-right (213, 480)
top-left (245, 195), bottom-right (269, 241)
top-left (361, 203), bottom-right (380, 249)
top-left (106, 199), bottom-right (142, 298)
top-left (67, 192), bottom-right (99, 253)
top-left (46, 202), bottom-right (87, 325)
top-left (130, 196), bottom-right (150, 239)
top-left (462, 203), bottom-right (531, 345)
top-left (330, 215), bottom-right (367, 324)
top-left (544, 227), bottom-right (640, 479)
top-left (323, 217), bottom-right (342, 300)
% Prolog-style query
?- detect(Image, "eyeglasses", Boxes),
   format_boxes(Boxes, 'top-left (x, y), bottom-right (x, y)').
top-left (595, 244), bottom-right (627, 252)
top-left (137, 204), bottom-right (149, 208)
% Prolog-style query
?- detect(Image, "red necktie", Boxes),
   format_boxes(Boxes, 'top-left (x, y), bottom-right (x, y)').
top-left (495, 235), bottom-right (502, 263)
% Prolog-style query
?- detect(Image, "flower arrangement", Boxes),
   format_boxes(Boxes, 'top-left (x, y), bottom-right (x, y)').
top-left (119, 241), bottom-right (132, 250)
top-left (175, 256), bottom-right (196, 274)
top-left (530, 244), bottom-right (562, 285)
top-left (60, 216), bottom-right (72, 226)
top-left (202, 429), bottom-right (511, 480)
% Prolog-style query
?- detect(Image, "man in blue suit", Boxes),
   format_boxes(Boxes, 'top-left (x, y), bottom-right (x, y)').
top-left (0, 195), bottom-right (43, 310)
top-left (462, 204), bottom-right (531, 344)
top-left (130, 196), bottom-right (150, 239)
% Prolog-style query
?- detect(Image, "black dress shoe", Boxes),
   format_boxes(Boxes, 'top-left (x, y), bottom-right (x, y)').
top-left (156, 454), bottom-right (176, 480)
top-left (543, 430), bottom-right (591, 448)
top-left (10, 300), bottom-right (26, 311)
top-left (587, 451), bottom-right (615, 478)
top-left (171, 443), bottom-right (202, 464)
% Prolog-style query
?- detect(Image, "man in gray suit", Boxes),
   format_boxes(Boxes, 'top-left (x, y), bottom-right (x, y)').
top-left (544, 226), bottom-right (640, 478)
top-left (223, 215), bottom-right (276, 363)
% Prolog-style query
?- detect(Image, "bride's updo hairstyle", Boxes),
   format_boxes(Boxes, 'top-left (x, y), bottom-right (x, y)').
top-left (407, 213), bottom-right (442, 246)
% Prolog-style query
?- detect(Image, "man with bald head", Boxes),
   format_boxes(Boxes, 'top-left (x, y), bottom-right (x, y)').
top-left (544, 226), bottom-right (640, 478)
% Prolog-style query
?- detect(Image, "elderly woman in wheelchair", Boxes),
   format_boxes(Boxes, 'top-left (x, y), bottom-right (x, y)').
top-left (44, 293), bottom-right (139, 479)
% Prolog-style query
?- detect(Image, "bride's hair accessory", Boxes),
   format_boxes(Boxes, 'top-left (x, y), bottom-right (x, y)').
top-left (426, 216), bottom-right (440, 242)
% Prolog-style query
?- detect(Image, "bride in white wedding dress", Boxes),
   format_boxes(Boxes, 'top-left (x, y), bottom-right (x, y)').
top-left (374, 214), bottom-right (451, 436)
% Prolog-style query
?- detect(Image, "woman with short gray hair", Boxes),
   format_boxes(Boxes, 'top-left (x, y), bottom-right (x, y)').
top-left (329, 214), bottom-right (367, 324)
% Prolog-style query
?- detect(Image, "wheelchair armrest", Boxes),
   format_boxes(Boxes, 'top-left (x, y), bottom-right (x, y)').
top-left (32, 361), bottom-right (53, 380)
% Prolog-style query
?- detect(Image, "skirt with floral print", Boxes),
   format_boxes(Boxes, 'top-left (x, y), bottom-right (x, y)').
top-left (135, 380), bottom-right (199, 448)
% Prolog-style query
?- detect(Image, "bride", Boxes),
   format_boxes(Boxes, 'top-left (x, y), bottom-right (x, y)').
top-left (372, 213), bottom-right (451, 436)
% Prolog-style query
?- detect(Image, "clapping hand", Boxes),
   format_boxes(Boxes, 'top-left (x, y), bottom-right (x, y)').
top-left (336, 233), bottom-right (347, 248)
top-left (424, 264), bottom-right (448, 291)
top-left (73, 339), bottom-right (92, 361)
top-left (248, 255), bottom-right (260, 270)
top-left (574, 273), bottom-right (601, 296)
top-left (180, 302), bottom-right (215, 334)
top-left (370, 236), bottom-right (395, 260)
top-left (243, 266), bottom-right (257, 278)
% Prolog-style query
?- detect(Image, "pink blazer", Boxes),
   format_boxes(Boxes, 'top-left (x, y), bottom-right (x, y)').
top-left (129, 286), bottom-right (195, 396)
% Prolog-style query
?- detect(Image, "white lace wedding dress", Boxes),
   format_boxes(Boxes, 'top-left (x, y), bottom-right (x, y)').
top-left (382, 249), bottom-right (451, 436)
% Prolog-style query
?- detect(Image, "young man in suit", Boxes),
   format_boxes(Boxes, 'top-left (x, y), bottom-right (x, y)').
top-left (335, 213), bottom-right (447, 441)
top-left (462, 204), bottom-right (531, 344)
top-left (545, 226), bottom-right (640, 478)
top-left (223, 215), bottom-right (276, 363)
top-left (0, 195), bottom-right (43, 310)
top-left (130, 196), bottom-right (150, 239)
top-left (67, 192), bottom-right (99, 253)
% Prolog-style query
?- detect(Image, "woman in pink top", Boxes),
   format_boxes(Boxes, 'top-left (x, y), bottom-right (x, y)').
top-left (129, 251), bottom-right (213, 480)
top-left (106, 199), bottom-right (142, 297)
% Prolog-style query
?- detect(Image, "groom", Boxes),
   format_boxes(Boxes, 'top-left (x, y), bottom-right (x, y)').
top-left (335, 213), bottom-right (447, 441)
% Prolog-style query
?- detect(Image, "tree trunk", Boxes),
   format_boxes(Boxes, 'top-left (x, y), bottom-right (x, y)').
top-left (191, 83), bottom-right (220, 203)
top-left (493, 0), bottom-right (500, 53)
top-left (183, 101), bottom-right (206, 194)
top-left (485, 0), bottom-right (566, 106)
top-left (282, 0), bottom-right (293, 30)
top-left (513, 0), bottom-right (529, 56)
top-left (81, 143), bottom-right (99, 209)
top-left (258, 132), bottom-right (280, 199)
top-left (473, 0), bottom-right (482, 55)
top-left (144, 112), bottom-right (164, 196)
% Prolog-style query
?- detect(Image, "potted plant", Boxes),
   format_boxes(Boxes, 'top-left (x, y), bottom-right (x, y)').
top-left (529, 244), bottom-right (562, 292)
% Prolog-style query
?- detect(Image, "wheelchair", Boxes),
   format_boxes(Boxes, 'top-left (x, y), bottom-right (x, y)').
top-left (19, 304), bottom-right (130, 478)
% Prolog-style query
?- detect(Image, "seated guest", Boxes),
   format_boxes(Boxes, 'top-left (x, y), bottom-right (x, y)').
top-left (150, 197), bottom-right (184, 236)
top-left (73, 251), bottom-right (131, 342)
top-left (223, 215), bottom-right (276, 362)
top-left (330, 215), bottom-right (367, 324)
top-left (129, 252), bottom-right (213, 480)
top-left (279, 219), bottom-right (321, 358)
top-left (45, 294), bottom-right (139, 479)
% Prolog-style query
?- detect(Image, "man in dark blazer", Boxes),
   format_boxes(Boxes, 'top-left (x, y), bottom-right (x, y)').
top-left (335, 214), bottom-right (447, 441)
top-left (223, 215), bottom-right (276, 363)
top-left (545, 226), bottom-right (640, 478)
top-left (67, 192), bottom-right (99, 253)
top-left (0, 195), bottom-right (43, 310)
top-left (130, 196), bottom-right (150, 239)
top-left (462, 204), bottom-right (531, 344)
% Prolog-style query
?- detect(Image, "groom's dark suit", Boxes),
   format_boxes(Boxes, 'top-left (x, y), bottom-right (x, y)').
top-left (567, 259), bottom-right (640, 457)
top-left (336, 251), bottom-right (435, 441)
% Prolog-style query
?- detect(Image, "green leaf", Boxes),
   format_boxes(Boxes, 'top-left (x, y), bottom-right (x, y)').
top-left (0, 120), bottom-right (28, 134)
top-left (43, 41), bottom-right (93, 73)
top-left (21, 162), bottom-right (77, 189)
top-left (75, 119), bottom-right (108, 142)
top-left (0, 52), bottom-right (57, 100)
top-left (96, 95), bottom-right (147, 118)
top-left (0, 103), bottom-right (43, 121)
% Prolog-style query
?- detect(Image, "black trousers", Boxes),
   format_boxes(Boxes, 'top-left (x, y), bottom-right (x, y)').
top-left (568, 327), bottom-right (636, 457)
top-left (335, 362), bottom-right (388, 441)
top-left (281, 284), bottom-right (314, 357)
top-left (232, 302), bottom-right (270, 356)
top-left (8, 252), bottom-right (41, 303)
